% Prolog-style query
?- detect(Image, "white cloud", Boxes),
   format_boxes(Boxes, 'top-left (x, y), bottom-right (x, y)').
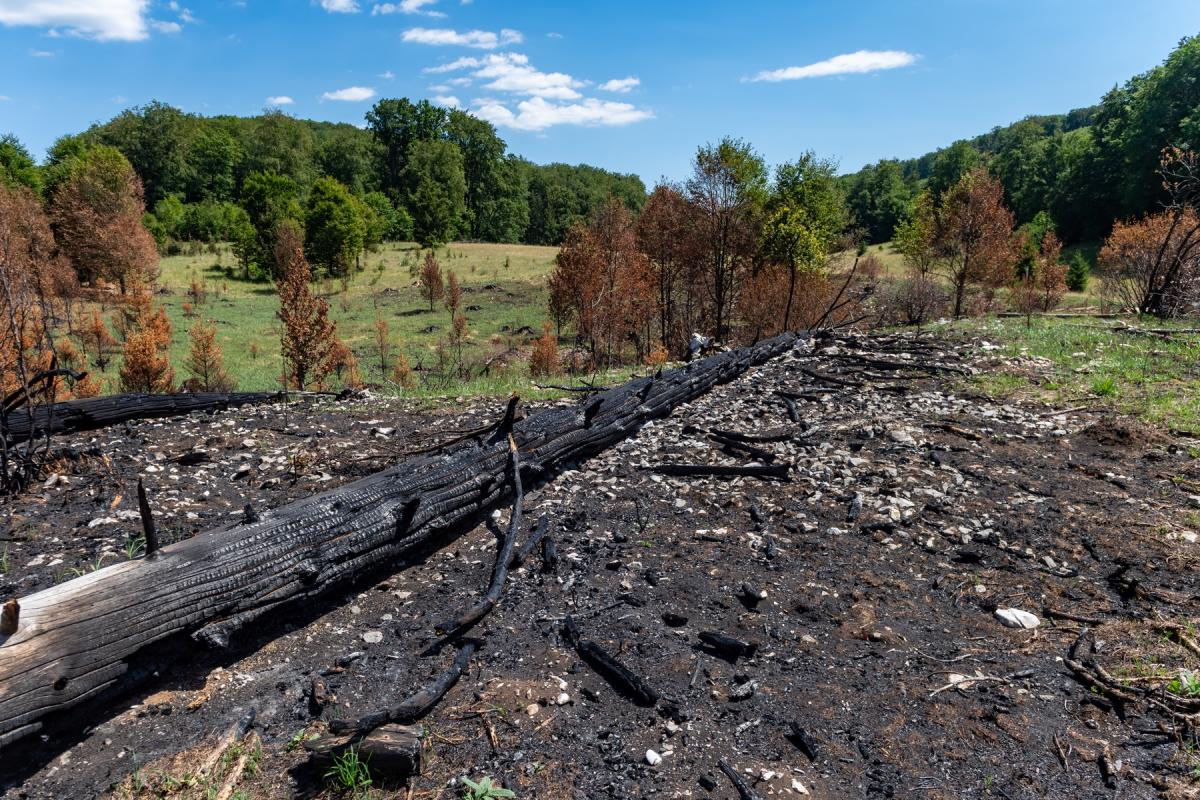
top-left (401, 27), bottom-right (522, 49)
top-left (267, 95), bottom-right (295, 105)
top-left (748, 49), bottom-right (917, 82)
top-left (432, 94), bottom-right (460, 108)
top-left (379, 70), bottom-right (396, 79)
top-left (321, 86), bottom-right (377, 101)
top-left (423, 55), bottom-right (481, 73)
top-left (319, 0), bottom-right (360, 12)
top-left (473, 53), bottom-right (584, 99)
top-left (149, 19), bottom-right (181, 33)
top-left (0, 0), bottom-right (151, 41)
top-left (546, 31), bottom-right (562, 39)
top-left (598, 76), bottom-right (638, 93)
top-left (30, 49), bottom-right (55, 57)
top-left (472, 96), bottom-right (652, 132)
top-left (424, 52), bottom-right (584, 100)
top-left (372, 0), bottom-right (444, 16)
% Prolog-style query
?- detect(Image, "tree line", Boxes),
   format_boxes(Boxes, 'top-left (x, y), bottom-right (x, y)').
top-left (0, 98), bottom-right (645, 276)
top-left (843, 34), bottom-right (1200, 246)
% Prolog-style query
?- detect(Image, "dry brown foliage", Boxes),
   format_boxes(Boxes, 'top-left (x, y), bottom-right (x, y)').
top-left (183, 320), bottom-right (235, 392)
top-left (936, 168), bottom-right (1020, 318)
top-left (420, 250), bottom-right (445, 311)
top-left (276, 247), bottom-right (337, 390)
top-left (549, 199), bottom-right (655, 365)
top-left (1100, 209), bottom-right (1200, 317)
top-left (50, 154), bottom-right (157, 293)
top-left (528, 320), bottom-right (560, 377)
top-left (118, 326), bottom-right (175, 393)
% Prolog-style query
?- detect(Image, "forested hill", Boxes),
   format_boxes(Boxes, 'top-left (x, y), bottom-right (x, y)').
top-left (843, 34), bottom-right (1200, 244)
top-left (0, 99), bottom-right (645, 250)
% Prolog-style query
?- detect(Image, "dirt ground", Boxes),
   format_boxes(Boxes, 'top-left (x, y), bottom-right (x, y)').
top-left (2, 332), bottom-right (1199, 799)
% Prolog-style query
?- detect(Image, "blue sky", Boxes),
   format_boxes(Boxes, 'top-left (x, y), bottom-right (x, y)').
top-left (1, 0), bottom-right (1198, 183)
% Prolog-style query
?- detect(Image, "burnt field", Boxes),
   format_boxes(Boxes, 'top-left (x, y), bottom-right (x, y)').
top-left (2, 332), bottom-right (1199, 799)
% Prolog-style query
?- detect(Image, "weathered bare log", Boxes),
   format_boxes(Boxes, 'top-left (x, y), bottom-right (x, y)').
top-left (1, 391), bottom-right (282, 444)
top-left (0, 332), bottom-right (805, 749)
top-left (718, 757), bottom-right (765, 800)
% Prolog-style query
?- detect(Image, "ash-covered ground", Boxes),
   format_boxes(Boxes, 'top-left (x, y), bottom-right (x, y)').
top-left (3, 332), bottom-right (1199, 800)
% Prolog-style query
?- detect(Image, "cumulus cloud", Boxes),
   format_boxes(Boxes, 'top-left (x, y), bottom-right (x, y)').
top-left (748, 49), bottom-right (917, 82)
top-left (0, 0), bottom-right (151, 41)
top-left (424, 53), bottom-right (583, 100)
top-left (372, 0), bottom-right (444, 16)
top-left (401, 27), bottom-right (522, 49)
top-left (473, 96), bottom-right (652, 132)
top-left (598, 76), bottom-right (638, 93)
top-left (321, 86), bottom-right (377, 101)
top-left (319, 0), bottom-right (360, 12)
top-left (432, 95), bottom-right (461, 108)
top-left (267, 95), bottom-right (295, 105)
top-left (149, 19), bottom-right (181, 33)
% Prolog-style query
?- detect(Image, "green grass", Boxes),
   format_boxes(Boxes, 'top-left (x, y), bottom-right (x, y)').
top-left (83, 241), bottom-right (563, 394)
top-left (947, 315), bottom-right (1200, 432)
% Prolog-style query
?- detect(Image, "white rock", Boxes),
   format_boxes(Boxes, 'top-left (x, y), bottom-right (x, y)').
top-left (524, 703), bottom-right (540, 717)
top-left (556, 692), bottom-right (570, 705)
top-left (792, 778), bottom-right (810, 794)
top-left (995, 608), bottom-right (1040, 629)
top-left (362, 630), bottom-right (384, 644)
top-left (645, 749), bottom-right (662, 766)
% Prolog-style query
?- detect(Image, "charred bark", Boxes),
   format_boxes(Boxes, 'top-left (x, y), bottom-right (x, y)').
top-left (0, 332), bottom-right (805, 749)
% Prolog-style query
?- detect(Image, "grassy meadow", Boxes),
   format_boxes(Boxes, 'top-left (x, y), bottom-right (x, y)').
top-left (946, 316), bottom-right (1200, 434)
top-left (86, 241), bottom-right (572, 397)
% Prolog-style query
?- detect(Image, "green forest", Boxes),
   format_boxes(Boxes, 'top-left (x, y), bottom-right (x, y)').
top-left (842, 34), bottom-right (1200, 245)
top-left (0, 98), bottom-right (645, 276)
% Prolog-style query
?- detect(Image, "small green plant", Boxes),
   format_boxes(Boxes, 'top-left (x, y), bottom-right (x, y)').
top-left (125, 535), bottom-right (146, 560)
top-left (69, 553), bottom-right (110, 578)
top-left (1167, 670), bottom-right (1200, 698)
top-left (1091, 376), bottom-right (1118, 397)
top-left (286, 727), bottom-right (317, 752)
top-left (461, 776), bottom-right (515, 799)
top-left (324, 747), bottom-right (372, 795)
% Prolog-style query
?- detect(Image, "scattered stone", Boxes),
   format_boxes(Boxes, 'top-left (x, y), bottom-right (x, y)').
top-left (994, 608), bottom-right (1040, 630)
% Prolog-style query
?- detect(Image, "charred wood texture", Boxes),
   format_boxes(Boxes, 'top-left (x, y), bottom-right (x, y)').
top-left (0, 332), bottom-right (804, 749)
top-left (2, 392), bottom-right (282, 444)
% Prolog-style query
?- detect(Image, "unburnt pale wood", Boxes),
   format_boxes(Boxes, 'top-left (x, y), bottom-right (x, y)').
top-left (0, 332), bottom-right (804, 749)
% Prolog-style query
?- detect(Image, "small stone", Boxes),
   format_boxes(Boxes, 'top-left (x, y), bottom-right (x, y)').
top-left (361, 630), bottom-right (384, 644)
top-left (524, 703), bottom-right (540, 717)
top-left (994, 608), bottom-right (1040, 630)
top-left (556, 692), bottom-right (570, 705)
top-left (645, 749), bottom-right (662, 766)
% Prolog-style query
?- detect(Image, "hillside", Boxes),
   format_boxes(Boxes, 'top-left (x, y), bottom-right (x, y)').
top-left (843, 33), bottom-right (1200, 243)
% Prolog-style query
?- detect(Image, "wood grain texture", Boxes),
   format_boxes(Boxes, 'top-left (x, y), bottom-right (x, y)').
top-left (0, 332), bottom-right (803, 749)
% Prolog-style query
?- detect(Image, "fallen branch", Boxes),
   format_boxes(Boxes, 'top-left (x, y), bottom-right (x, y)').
top-left (645, 463), bottom-right (790, 480)
top-left (563, 615), bottom-right (658, 706)
top-left (717, 758), bottom-right (764, 800)
top-left (327, 641), bottom-right (476, 736)
top-left (1, 391), bottom-right (283, 444)
top-left (435, 443), bottom-right (523, 638)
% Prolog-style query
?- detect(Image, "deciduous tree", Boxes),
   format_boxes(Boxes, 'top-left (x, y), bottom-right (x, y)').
top-left (50, 145), bottom-right (158, 293)
top-left (936, 168), bottom-right (1020, 317)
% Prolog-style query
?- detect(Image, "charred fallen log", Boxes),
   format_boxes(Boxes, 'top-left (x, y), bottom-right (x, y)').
top-left (1, 391), bottom-right (283, 444)
top-left (0, 331), bottom-right (805, 749)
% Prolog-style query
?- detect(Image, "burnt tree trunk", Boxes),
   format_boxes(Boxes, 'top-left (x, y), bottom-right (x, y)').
top-left (1, 392), bottom-right (284, 444)
top-left (0, 332), bottom-right (805, 749)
